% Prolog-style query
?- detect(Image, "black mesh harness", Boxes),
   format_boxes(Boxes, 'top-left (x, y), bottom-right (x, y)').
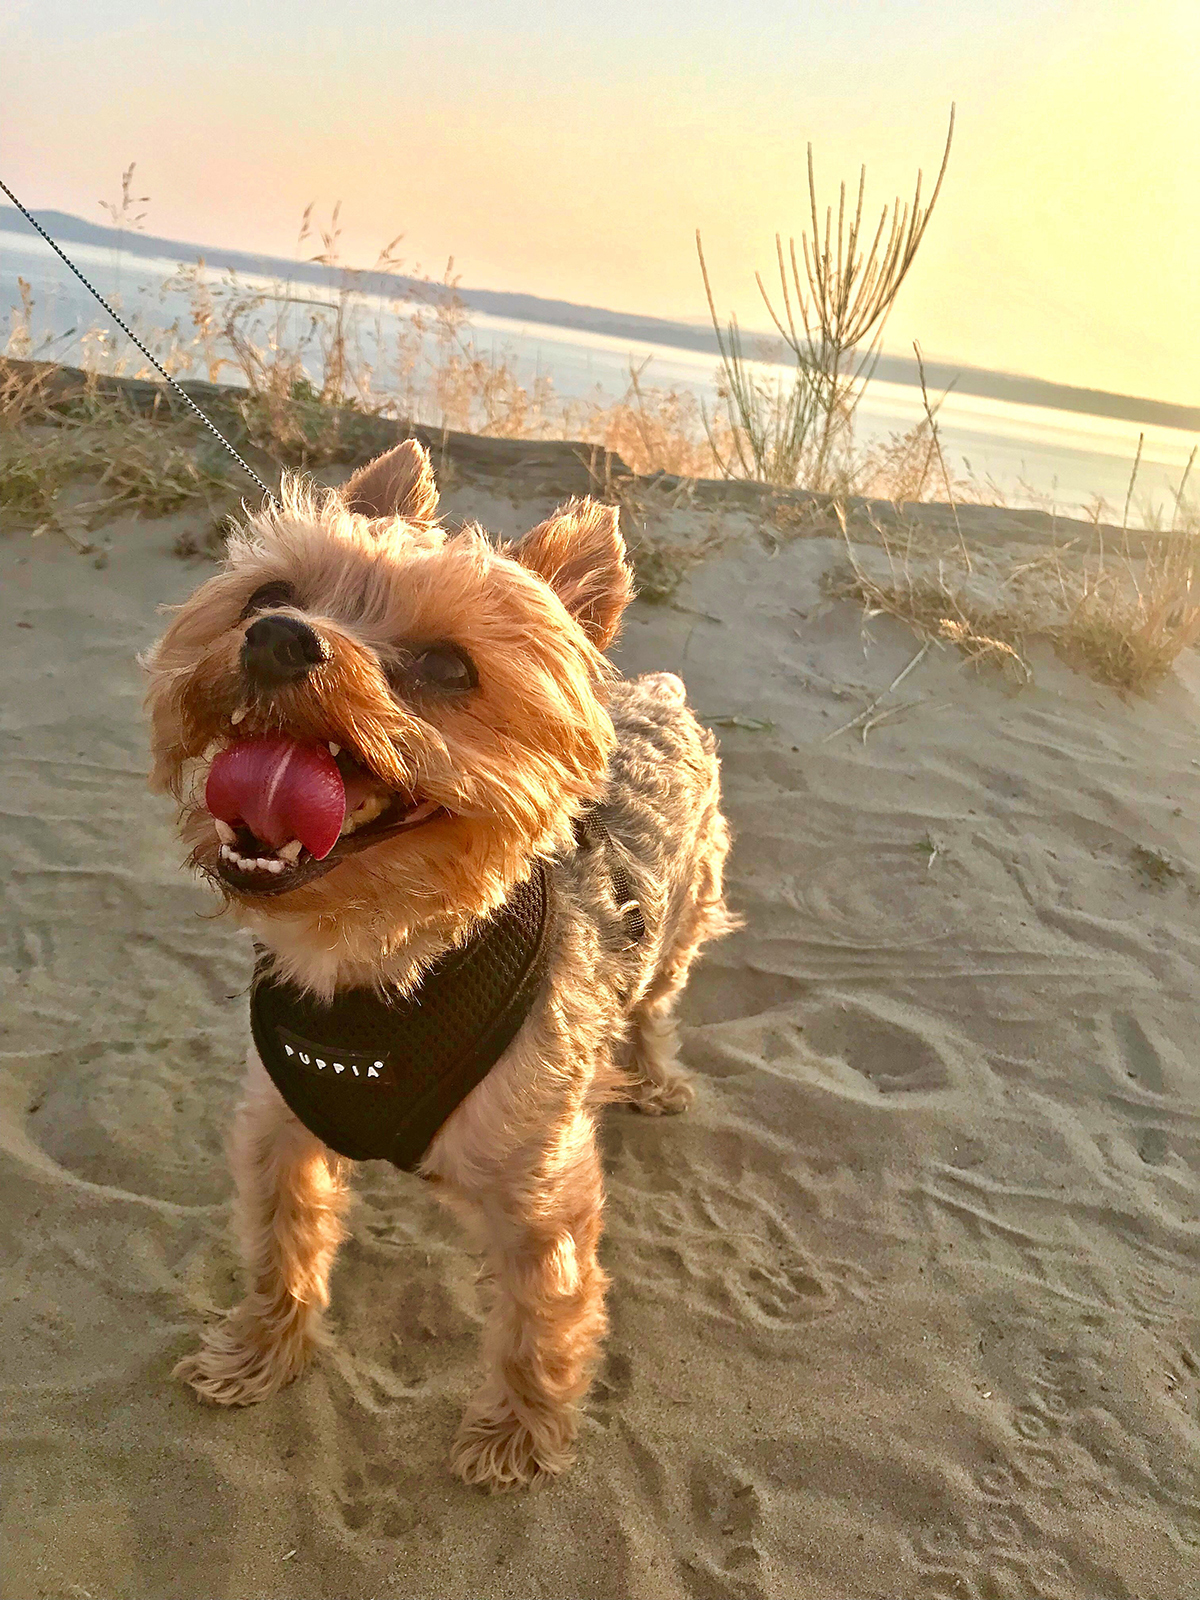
top-left (249, 810), bottom-right (641, 1170)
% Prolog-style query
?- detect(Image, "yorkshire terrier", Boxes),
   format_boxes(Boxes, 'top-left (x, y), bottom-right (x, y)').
top-left (145, 440), bottom-right (733, 1490)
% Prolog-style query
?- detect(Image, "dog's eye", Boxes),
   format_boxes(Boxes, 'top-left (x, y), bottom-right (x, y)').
top-left (411, 644), bottom-right (478, 693)
top-left (241, 581), bottom-right (297, 618)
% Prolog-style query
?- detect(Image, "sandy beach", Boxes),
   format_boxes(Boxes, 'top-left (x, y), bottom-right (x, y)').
top-left (2, 452), bottom-right (1198, 1600)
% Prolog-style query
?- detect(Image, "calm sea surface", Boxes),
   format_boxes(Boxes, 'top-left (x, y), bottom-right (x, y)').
top-left (4, 229), bottom-right (1195, 525)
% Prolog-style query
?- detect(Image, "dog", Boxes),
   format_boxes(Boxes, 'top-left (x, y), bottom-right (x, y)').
top-left (144, 439), bottom-right (733, 1489)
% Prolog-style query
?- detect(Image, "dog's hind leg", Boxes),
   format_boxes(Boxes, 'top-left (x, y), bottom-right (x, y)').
top-left (627, 812), bottom-right (735, 1116)
top-left (626, 980), bottom-right (695, 1115)
top-left (446, 1109), bottom-right (609, 1491)
top-left (174, 1053), bottom-right (351, 1406)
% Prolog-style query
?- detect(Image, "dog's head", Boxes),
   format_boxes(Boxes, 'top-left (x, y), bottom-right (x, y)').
top-left (144, 440), bottom-right (633, 951)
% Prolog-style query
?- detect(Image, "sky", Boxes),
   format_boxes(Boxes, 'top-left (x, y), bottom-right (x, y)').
top-left (2, 0), bottom-right (1197, 403)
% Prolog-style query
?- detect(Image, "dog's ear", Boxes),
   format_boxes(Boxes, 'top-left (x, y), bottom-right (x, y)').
top-left (340, 439), bottom-right (439, 523)
top-left (510, 498), bottom-right (634, 650)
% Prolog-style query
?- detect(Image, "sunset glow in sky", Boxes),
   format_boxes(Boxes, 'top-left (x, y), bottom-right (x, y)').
top-left (3, 0), bottom-right (1196, 403)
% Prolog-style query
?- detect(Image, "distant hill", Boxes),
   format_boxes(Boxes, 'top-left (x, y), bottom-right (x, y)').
top-left (4, 206), bottom-right (1198, 434)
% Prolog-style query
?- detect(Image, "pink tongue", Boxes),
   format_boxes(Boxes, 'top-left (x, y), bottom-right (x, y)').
top-left (206, 737), bottom-right (346, 860)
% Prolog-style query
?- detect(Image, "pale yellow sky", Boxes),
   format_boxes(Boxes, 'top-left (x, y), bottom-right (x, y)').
top-left (2, 0), bottom-right (1197, 402)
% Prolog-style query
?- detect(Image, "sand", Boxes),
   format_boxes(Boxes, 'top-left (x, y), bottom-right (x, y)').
top-left (2, 466), bottom-right (1198, 1600)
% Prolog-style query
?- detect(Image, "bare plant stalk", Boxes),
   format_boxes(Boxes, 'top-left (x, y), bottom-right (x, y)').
top-left (1122, 433), bottom-right (1144, 531)
top-left (913, 341), bottom-right (969, 571)
top-left (1169, 446), bottom-right (1197, 535)
top-left (696, 232), bottom-right (819, 486)
top-left (98, 161), bottom-right (150, 303)
top-left (7, 278), bottom-right (35, 361)
top-left (758, 108), bottom-right (955, 491)
top-left (697, 111), bottom-right (953, 493)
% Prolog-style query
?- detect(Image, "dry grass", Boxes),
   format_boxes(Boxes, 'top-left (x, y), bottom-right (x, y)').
top-left (84, 411), bottom-right (236, 518)
top-left (4, 195), bottom-right (727, 499)
top-left (6, 174), bottom-right (1200, 701)
top-left (1, 224), bottom-right (729, 549)
top-left (1054, 536), bottom-right (1200, 691)
top-left (597, 470), bottom-right (732, 604)
top-left (0, 160), bottom-right (1020, 553)
top-left (572, 361), bottom-right (725, 480)
top-left (0, 363), bottom-right (238, 539)
top-left (2, 286), bottom-right (61, 428)
top-left (828, 508), bottom-right (1032, 683)
top-left (624, 524), bottom-right (729, 605)
top-left (829, 486), bottom-right (1200, 694)
top-left (818, 346), bottom-right (1200, 697)
top-left (159, 218), bottom-right (729, 476)
top-left (3, 162), bottom-right (968, 525)
top-left (0, 433), bottom-right (64, 521)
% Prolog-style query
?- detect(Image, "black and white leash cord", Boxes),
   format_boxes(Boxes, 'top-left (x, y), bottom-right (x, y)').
top-left (1, 176), bottom-right (279, 509)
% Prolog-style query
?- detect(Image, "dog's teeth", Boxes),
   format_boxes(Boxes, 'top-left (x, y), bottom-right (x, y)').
top-left (328, 742), bottom-right (341, 757)
top-left (230, 706), bottom-right (248, 726)
top-left (340, 791), bottom-right (389, 835)
top-left (214, 820), bottom-right (237, 845)
top-left (222, 847), bottom-right (282, 874)
top-left (278, 839), bottom-right (303, 863)
top-left (340, 799), bottom-right (382, 836)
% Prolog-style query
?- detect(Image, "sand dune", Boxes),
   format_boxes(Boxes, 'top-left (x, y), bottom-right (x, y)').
top-left (2, 469), bottom-right (1198, 1599)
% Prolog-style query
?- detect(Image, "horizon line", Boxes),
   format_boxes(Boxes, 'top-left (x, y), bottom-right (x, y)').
top-left (3, 205), bottom-right (1198, 436)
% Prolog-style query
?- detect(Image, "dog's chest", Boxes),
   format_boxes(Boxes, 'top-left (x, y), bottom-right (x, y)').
top-left (249, 865), bottom-right (551, 1169)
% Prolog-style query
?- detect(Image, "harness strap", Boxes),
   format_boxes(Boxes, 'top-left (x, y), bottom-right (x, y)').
top-left (251, 862), bottom-right (552, 1169)
top-left (573, 807), bottom-right (646, 944)
top-left (249, 807), bottom-right (644, 1173)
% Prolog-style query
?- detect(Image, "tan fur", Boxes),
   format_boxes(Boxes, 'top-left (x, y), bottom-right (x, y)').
top-left (339, 437), bottom-right (440, 523)
top-left (146, 442), bottom-right (733, 1489)
top-left (173, 1053), bottom-right (352, 1403)
top-left (509, 499), bottom-right (634, 649)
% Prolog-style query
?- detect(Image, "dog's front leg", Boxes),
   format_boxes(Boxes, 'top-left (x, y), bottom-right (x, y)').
top-left (175, 1054), bottom-right (351, 1406)
top-left (447, 1109), bottom-right (609, 1490)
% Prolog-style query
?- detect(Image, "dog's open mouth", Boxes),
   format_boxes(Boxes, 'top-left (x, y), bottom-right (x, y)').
top-left (203, 734), bottom-right (443, 896)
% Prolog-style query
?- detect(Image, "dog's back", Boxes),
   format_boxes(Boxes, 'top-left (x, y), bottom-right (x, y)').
top-left (590, 672), bottom-right (735, 1110)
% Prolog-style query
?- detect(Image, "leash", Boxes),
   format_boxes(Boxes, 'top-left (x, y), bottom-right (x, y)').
top-left (1, 177), bottom-right (280, 509)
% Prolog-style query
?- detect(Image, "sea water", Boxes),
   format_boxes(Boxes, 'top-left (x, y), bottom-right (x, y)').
top-left (3, 228), bottom-right (1194, 525)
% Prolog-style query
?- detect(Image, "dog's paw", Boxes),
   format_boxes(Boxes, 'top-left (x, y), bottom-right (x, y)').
top-left (627, 1071), bottom-right (696, 1116)
top-left (173, 1311), bottom-right (314, 1406)
top-left (449, 1403), bottom-right (575, 1492)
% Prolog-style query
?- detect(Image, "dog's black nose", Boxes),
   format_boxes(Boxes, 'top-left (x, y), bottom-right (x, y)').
top-left (241, 614), bottom-right (329, 688)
